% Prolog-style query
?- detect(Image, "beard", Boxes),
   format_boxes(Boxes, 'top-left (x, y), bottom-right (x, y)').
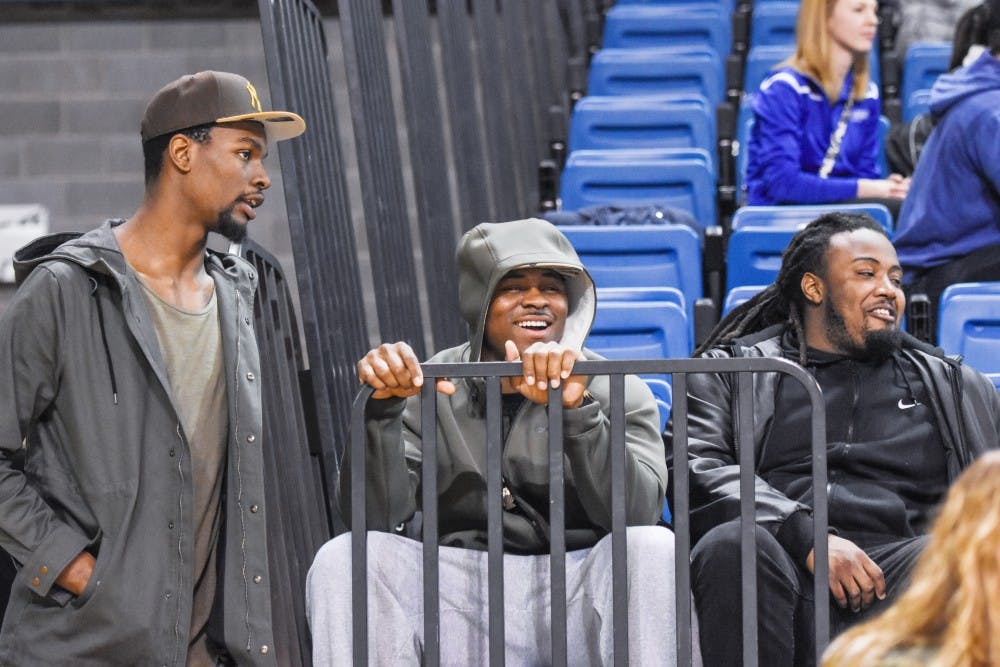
top-left (824, 299), bottom-right (902, 360)
top-left (210, 204), bottom-right (248, 244)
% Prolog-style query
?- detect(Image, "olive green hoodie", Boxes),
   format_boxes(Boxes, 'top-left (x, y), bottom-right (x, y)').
top-left (345, 218), bottom-right (667, 553)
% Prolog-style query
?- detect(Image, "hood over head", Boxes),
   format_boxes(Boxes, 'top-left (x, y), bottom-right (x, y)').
top-left (929, 50), bottom-right (1000, 117)
top-left (456, 218), bottom-right (596, 361)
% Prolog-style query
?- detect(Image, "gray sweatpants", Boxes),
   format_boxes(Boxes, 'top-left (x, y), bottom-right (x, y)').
top-left (306, 526), bottom-right (700, 666)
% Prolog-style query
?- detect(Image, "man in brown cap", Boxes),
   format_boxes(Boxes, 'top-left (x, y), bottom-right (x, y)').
top-left (0, 71), bottom-right (304, 665)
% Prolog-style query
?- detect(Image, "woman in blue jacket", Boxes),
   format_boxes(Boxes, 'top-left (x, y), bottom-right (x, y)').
top-left (746, 0), bottom-right (910, 206)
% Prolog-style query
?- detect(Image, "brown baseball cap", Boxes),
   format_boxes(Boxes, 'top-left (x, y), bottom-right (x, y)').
top-left (140, 70), bottom-right (306, 143)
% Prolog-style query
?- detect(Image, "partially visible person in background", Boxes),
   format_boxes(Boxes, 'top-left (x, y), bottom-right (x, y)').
top-left (892, 0), bottom-right (981, 63)
top-left (822, 450), bottom-right (1000, 667)
top-left (892, 0), bottom-right (1000, 338)
top-left (885, 1), bottom-right (993, 176)
top-left (746, 0), bottom-right (910, 209)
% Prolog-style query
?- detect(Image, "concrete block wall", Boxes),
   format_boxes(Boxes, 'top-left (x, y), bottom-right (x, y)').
top-left (0, 18), bottom-right (298, 309)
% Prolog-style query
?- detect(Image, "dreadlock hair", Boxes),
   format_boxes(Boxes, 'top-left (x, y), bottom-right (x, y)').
top-left (694, 212), bottom-right (890, 365)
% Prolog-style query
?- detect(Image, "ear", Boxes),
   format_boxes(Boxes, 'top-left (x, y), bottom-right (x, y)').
top-left (800, 271), bottom-right (825, 306)
top-left (166, 134), bottom-right (194, 175)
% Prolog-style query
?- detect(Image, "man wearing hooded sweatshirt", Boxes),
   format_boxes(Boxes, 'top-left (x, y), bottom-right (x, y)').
top-left (307, 218), bottom-right (694, 665)
top-left (0, 72), bottom-right (304, 665)
top-left (894, 1), bottom-right (1000, 335)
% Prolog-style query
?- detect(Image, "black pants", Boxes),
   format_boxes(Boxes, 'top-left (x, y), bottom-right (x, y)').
top-left (904, 242), bottom-right (1000, 344)
top-left (690, 520), bottom-right (926, 667)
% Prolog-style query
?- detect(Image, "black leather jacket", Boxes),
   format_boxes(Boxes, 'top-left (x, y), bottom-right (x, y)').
top-left (665, 325), bottom-right (1000, 552)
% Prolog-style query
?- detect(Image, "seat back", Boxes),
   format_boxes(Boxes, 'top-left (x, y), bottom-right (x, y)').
top-left (900, 42), bottom-right (951, 116)
top-left (904, 89), bottom-right (933, 123)
top-left (587, 301), bottom-right (692, 361)
top-left (559, 148), bottom-right (716, 226)
top-left (722, 285), bottom-right (767, 316)
top-left (937, 282), bottom-right (1000, 378)
top-left (587, 46), bottom-right (724, 108)
top-left (603, 4), bottom-right (731, 59)
top-left (725, 225), bottom-right (794, 292)
top-left (749, 1), bottom-right (798, 47)
top-left (558, 224), bottom-right (703, 320)
top-left (731, 203), bottom-right (893, 232)
top-left (743, 45), bottom-right (794, 93)
top-left (568, 95), bottom-right (715, 162)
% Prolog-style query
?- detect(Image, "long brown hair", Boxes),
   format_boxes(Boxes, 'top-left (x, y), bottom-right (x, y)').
top-left (822, 451), bottom-right (1000, 667)
top-left (785, 0), bottom-right (871, 101)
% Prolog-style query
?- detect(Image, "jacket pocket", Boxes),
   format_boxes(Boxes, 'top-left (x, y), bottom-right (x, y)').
top-left (69, 544), bottom-right (107, 610)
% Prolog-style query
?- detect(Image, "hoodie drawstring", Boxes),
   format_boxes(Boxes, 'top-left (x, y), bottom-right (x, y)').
top-left (89, 277), bottom-right (119, 405)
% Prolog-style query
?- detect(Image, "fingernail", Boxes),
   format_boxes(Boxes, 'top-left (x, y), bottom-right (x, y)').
top-left (525, 375), bottom-right (534, 385)
top-left (551, 378), bottom-right (560, 389)
top-left (537, 381), bottom-right (546, 391)
top-left (878, 592), bottom-right (886, 600)
top-left (561, 369), bottom-right (570, 379)
top-left (414, 376), bottom-right (423, 387)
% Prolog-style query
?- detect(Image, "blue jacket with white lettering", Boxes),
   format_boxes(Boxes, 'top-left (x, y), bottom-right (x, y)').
top-left (746, 67), bottom-right (881, 205)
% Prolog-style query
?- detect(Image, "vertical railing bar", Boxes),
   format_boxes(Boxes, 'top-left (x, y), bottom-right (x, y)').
top-left (812, 389), bottom-right (830, 662)
top-left (671, 372), bottom-right (692, 667)
top-left (486, 376), bottom-right (506, 667)
top-left (610, 373), bottom-right (628, 666)
top-left (548, 384), bottom-right (567, 667)
top-left (350, 388), bottom-right (372, 667)
top-left (737, 371), bottom-right (758, 667)
top-left (421, 382), bottom-right (441, 666)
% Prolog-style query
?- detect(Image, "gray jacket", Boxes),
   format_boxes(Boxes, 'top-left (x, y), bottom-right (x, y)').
top-left (0, 221), bottom-right (275, 665)
top-left (342, 219), bottom-right (667, 553)
top-left (665, 325), bottom-right (1000, 549)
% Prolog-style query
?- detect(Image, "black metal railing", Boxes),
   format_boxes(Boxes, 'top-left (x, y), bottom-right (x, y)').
top-left (240, 239), bottom-right (333, 665)
top-left (347, 357), bottom-right (829, 666)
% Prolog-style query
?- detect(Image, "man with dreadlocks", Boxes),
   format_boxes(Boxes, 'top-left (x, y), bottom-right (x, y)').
top-left (665, 212), bottom-right (1000, 666)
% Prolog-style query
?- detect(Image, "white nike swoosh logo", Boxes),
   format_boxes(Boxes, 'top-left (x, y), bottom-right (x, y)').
top-left (898, 398), bottom-right (921, 410)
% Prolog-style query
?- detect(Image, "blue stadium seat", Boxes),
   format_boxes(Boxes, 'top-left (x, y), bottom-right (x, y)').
top-left (559, 148), bottom-right (716, 227)
top-left (722, 285), bottom-right (767, 316)
top-left (877, 114), bottom-right (890, 177)
top-left (743, 45), bottom-right (794, 94)
top-left (559, 224), bottom-right (703, 322)
top-left (904, 89), bottom-right (933, 123)
top-left (901, 42), bottom-right (951, 118)
top-left (587, 301), bottom-right (692, 361)
top-left (587, 46), bottom-right (724, 108)
top-left (597, 285), bottom-right (692, 359)
top-left (596, 286), bottom-right (687, 313)
top-left (615, 0), bottom-right (735, 11)
top-left (735, 104), bottom-right (753, 199)
top-left (725, 225), bottom-right (794, 292)
top-left (749, 1), bottom-right (798, 47)
top-left (603, 4), bottom-right (731, 59)
top-left (937, 282), bottom-right (1000, 380)
top-left (731, 203), bottom-right (893, 232)
top-left (568, 95), bottom-right (715, 166)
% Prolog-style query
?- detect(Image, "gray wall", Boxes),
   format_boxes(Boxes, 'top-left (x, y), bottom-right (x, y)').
top-left (0, 18), bottom-right (300, 310)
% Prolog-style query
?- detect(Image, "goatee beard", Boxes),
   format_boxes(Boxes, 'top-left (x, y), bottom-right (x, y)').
top-left (211, 207), bottom-right (248, 244)
top-left (824, 300), bottom-right (902, 361)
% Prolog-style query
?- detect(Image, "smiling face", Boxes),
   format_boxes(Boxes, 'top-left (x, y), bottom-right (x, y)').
top-left (186, 121), bottom-right (271, 242)
top-left (827, 0), bottom-right (879, 56)
top-left (482, 268), bottom-right (568, 360)
top-left (802, 228), bottom-right (905, 357)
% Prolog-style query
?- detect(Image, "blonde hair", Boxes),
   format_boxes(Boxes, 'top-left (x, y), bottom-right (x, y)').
top-left (785, 0), bottom-right (871, 101)
top-left (823, 451), bottom-right (1000, 667)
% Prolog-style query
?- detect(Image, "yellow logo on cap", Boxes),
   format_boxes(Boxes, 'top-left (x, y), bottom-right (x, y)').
top-left (246, 82), bottom-right (262, 113)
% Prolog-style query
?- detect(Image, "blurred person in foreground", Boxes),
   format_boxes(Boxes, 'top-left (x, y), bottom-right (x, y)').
top-left (823, 450), bottom-right (1000, 667)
